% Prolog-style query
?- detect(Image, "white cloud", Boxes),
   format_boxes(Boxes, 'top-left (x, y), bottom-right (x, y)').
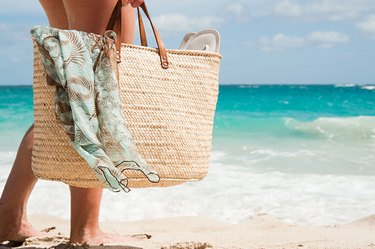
top-left (357, 15), bottom-right (375, 39)
top-left (308, 31), bottom-right (350, 48)
top-left (275, 1), bottom-right (303, 17)
top-left (251, 31), bottom-right (350, 51)
top-left (274, 0), bottom-right (375, 21)
top-left (255, 33), bottom-right (305, 51)
top-left (154, 14), bottom-right (223, 33)
top-left (225, 2), bottom-right (251, 21)
top-left (148, 0), bottom-right (276, 17)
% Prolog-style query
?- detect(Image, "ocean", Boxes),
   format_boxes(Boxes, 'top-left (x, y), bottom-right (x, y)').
top-left (1, 84), bottom-right (375, 225)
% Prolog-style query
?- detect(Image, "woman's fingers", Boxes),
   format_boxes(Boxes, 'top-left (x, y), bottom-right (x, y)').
top-left (129, 0), bottom-right (144, 8)
top-left (122, 0), bottom-right (144, 8)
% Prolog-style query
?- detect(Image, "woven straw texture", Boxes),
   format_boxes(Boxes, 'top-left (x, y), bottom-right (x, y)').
top-left (32, 41), bottom-right (221, 188)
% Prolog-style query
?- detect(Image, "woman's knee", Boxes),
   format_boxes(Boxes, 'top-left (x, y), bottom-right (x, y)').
top-left (20, 124), bottom-right (34, 152)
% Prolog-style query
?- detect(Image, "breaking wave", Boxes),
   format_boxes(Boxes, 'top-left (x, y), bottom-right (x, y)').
top-left (285, 116), bottom-right (375, 140)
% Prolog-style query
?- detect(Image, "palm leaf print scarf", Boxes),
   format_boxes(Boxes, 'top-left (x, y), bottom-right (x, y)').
top-left (31, 26), bottom-right (160, 192)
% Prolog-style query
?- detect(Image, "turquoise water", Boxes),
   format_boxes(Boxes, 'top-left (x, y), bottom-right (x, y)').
top-left (0, 86), bottom-right (33, 149)
top-left (1, 84), bottom-right (375, 225)
top-left (215, 84), bottom-right (375, 136)
top-left (1, 84), bottom-right (375, 174)
top-left (212, 84), bottom-right (375, 176)
top-left (2, 84), bottom-right (375, 142)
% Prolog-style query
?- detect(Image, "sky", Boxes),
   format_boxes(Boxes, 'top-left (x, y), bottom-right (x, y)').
top-left (0, 0), bottom-right (374, 85)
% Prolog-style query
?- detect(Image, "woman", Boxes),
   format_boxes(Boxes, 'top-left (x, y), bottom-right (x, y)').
top-left (0, 0), bottom-right (144, 244)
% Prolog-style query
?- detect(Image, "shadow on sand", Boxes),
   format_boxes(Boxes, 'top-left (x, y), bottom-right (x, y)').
top-left (1, 241), bottom-right (142, 249)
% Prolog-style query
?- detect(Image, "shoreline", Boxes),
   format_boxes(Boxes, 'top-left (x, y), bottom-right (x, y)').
top-left (3, 213), bottom-right (374, 249)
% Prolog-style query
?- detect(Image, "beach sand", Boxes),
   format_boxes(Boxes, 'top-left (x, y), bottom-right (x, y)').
top-left (1, 214), bottom-right (374, 249)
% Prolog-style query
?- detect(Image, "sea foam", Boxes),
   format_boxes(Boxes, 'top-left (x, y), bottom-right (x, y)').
top-left (1, 149), bottom-right (372, 226)
top-left (17, 156), bottom-right (375, 226)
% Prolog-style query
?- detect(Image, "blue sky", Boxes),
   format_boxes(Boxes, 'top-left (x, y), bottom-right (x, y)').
top-left (0, 0), bottom-right (374, 85)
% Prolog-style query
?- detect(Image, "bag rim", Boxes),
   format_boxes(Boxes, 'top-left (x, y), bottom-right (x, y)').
top-left (121, 43), bottom-right (223, 60)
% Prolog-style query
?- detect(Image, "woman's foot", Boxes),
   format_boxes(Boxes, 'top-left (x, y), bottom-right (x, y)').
top-left (0, 205), bottom-right (43, 243)
top-left (69, 229), bottom-right (145, 245)
top-left (0, 220), bottom-right (42, 242)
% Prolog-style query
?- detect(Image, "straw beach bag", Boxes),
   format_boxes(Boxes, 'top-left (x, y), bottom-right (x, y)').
top-left (31, 1), bottom-right (222, 189)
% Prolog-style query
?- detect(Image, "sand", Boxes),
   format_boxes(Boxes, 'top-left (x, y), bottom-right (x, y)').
top-left (1, 214), bottom-right (374, 249)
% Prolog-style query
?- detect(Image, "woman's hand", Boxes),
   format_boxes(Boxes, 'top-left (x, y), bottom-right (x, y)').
top-left (125, 0), bottom-right (144, 8)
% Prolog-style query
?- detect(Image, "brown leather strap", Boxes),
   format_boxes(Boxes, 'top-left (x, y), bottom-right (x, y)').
top-left (106, 1), bottom-right (169, 69)
top-left (137, 7), bottom-right (148, 47)
top-left (106, 1), bottom-right (121, 32)
top-left (138, 2), bottom-right (169, 69)
top-left (106, 0), bottom-right (122, 62)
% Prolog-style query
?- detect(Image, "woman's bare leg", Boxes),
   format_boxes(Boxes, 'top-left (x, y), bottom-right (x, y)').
top-left (56, 0), bottom-right (136, 244)
top-left (1, 0), bottom-right (137, 244)
top-left (121, 4), bottom-right (136, 44)
top-left (69, 186), bottom-right (138, 244)
top-left (0, 125), bottom-right (41, 241)
top-left (69, 187), bottom-right (103, 243)
top-left (0, 0), bottom-right (69, 242)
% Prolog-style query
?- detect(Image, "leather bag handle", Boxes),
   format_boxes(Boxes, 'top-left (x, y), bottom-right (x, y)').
top-left (106, 0), bottom-right (169, 69)
top-left (137, 7), bottom-right (148, 47)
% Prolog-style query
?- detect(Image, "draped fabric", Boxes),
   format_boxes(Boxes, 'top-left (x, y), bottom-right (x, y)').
top-left (31, 26), bottom-right (160, 192)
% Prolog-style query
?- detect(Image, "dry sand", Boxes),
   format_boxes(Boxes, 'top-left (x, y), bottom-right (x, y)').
top-left (1, 214), bottom-right (374, 249)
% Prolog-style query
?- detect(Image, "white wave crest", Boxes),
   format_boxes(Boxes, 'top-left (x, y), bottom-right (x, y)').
top-left (284, 116), bottom-right (375, 140)
top-left (361, 85), bottom-right (375, 91)
top-left (334, 84), bottom-right (356, 88)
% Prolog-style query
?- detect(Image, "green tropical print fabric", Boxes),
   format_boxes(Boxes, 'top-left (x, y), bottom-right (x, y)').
top-left (30, 26), bottom-right (160, 192)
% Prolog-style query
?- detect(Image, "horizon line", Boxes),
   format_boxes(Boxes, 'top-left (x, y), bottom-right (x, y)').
top-left (1, 82), bottom-right (375, 87)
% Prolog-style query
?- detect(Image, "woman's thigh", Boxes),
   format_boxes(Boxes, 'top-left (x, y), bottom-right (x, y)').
top-left (39, 0), bottom-right (69, 29)
top-left (62, 0), bottom-right (135, 43)
top-left (39, 0), bottom-right (135, 43)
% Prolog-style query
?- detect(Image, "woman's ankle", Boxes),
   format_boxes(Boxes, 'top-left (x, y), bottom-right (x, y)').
top-left (0, 206), bottom-right (39, 242)
top-left (0, 204), bottom-right (28, 225)
top-left (69, 228), bottom-right (138, 245)
top-left (69, 226), bottom-right (102, 244)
